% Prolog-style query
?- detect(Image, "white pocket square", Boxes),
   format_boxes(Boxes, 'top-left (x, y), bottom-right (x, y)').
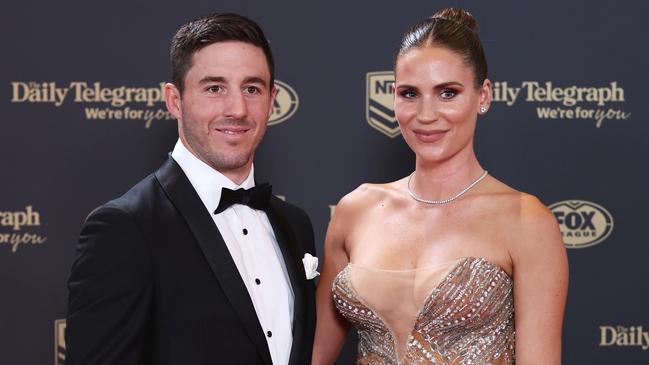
top-left (302, 253), bottom-right (320, 280)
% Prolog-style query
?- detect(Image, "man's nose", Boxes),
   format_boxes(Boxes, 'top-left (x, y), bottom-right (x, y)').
top-left (223, 90), bottom-right (248, 119)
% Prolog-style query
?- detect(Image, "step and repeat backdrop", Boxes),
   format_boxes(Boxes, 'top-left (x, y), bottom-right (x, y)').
top-left (1, 0), bottom-right (647, 364)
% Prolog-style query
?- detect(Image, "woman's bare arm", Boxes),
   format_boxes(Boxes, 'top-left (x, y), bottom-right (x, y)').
top-left (511, 195), bottom-right (569, 364)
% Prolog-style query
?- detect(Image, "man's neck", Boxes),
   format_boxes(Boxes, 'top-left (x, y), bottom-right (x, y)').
top-left (179, 138), bottom-right (253, 186)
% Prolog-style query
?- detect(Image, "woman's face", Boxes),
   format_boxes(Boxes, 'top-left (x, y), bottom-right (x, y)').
top-left (394, 45), bottom-right (490, 164)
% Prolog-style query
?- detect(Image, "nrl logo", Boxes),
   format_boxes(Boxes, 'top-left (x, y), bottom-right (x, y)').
top-left (366, 71), bottom-right (400, 138)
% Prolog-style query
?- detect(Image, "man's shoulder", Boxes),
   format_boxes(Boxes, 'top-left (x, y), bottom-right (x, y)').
top-left (86, 169), bottom-right (165, 223)
top-left (269, 196), bottom-right (310, 222)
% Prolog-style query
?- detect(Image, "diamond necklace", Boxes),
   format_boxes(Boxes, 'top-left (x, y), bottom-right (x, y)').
top-left (406, 170), bottom-right (488, 205)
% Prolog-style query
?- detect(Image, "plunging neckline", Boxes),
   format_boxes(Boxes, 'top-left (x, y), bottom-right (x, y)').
top-left (335, 257), bottom-right (513, 364)
top-left (343, 257), bottom-right (512, 312)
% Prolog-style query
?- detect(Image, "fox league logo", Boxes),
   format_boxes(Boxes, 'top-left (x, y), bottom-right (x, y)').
top-left (269, 80), bottom-right (299, 126)
top-left (366, 71), bottom-right (400, 138)
top-left (549, 200), bottom-right (613, 248)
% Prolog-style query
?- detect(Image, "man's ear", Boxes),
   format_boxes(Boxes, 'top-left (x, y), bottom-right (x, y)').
top-left (165, 82), bottom-right (182, 120)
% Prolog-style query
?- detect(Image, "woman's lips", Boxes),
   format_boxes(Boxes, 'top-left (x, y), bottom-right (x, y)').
top-left (413, 129), bottom-right (448, 143)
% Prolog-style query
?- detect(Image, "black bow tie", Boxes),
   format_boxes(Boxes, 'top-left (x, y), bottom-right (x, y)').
top-left (213, 183), bottom-right (272, 214)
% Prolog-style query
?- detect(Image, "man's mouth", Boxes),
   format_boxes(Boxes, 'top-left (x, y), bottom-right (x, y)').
top-left (216, 127), bottom-right (250, 135)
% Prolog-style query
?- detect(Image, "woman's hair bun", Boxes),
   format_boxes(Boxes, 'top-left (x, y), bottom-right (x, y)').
top-left (431, 7), bottom-right (479, 31)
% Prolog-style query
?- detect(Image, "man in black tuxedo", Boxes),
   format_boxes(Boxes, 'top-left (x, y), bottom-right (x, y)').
top-left (65, 13), bottom-right (316, 365)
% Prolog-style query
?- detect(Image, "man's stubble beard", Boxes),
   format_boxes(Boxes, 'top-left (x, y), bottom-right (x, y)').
top-left (181, 119), bottom-right (263, 173)
top-left (205, 143), bottom-right (254, 171)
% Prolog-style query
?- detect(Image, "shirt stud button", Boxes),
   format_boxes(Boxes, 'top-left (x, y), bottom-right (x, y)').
top-left (255, 278), bottom-right (261, 285)
top-left (242, 228), bottom-right (248, 235)
top-left (266, 331), bottom-right (272, 338)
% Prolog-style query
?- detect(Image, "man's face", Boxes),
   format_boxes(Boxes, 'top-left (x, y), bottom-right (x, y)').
top-left (166, 41), bottom-right (276, 180)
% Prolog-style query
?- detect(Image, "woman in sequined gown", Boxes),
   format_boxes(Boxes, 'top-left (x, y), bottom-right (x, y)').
top-left (312, 8), bottom-right (568, 365)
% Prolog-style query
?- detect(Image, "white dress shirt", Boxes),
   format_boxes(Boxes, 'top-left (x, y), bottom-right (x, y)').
top-left (171, 140), bottom-right (294, 365)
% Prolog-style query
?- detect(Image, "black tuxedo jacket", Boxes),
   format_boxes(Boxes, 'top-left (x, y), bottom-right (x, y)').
top-left (65, 158), bottom-right (316, 365)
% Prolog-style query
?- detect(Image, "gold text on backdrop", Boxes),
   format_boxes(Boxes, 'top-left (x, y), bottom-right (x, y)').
top-left (0, 206), bottom-right (47, 253)
top-left (599, 326), bottom-right (649, 350)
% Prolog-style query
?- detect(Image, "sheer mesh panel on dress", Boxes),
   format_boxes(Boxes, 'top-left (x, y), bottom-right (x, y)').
top-left (333, 257), bottom-right (515, 365)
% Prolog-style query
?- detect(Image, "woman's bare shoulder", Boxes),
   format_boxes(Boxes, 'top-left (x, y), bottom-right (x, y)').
top-left (335, 180), bottom-right (405, 215)
top-left (326, 181), bottom-right (404, 251)
top-left (481, 176), bottom-right (561, 246)
top-left (486, 180), bottom-right (562, 261)
top-left (482, 177), bottom-right (554, 220)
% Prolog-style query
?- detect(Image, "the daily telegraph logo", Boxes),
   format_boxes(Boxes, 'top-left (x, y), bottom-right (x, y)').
top-left (269, 80), bottom-right (299, 126)
top-left (11, 81), bottom-right (172, 128)
top-left (10, 80), bottom-right (298, 128)
top-left (492, 81), bottom-right (630, 128)
top-left (54, 319), bottom-right (66, 365)
top-left (0, 205), bottom-right (47, 253)
top-left (366, 72), bottom-right (399, 138)
top-left (600, 325), bottom-right (649, 350)
top-left (549, 200), bottom-right (613, 249)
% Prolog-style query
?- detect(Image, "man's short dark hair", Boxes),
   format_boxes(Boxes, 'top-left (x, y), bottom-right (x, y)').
top-left (170, 13), bottom-right (274, 94)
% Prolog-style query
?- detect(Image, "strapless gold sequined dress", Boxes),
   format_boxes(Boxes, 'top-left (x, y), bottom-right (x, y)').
top-left (332, 257), bottom-right (514, 364)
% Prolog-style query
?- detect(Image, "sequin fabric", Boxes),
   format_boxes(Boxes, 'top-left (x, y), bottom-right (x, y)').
top-left (332, 257), bottom-right (515, 364)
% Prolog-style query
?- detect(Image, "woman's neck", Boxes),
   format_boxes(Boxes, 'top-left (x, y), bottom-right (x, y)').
top-left (411, 148), bottom-right (484, 201)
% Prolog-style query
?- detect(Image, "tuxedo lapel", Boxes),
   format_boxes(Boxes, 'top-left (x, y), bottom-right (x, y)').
top-left (265, 198), bottom-right (308, 365)
top-left (154, 158), bottom-right (273, 365)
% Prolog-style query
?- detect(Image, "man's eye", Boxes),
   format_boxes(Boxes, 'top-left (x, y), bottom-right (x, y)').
top-left (440, 88), bottom-right (457, 99)
top-left (244, 86), bottom-right (261, 94)
top-left (206, 85), bottom-right (222, 93)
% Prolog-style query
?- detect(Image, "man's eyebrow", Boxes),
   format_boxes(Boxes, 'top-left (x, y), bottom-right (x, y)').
top-left (198, 76), bottom-right (226, 84)
top-left (243, 76), bottom-right (268, 87)
top-left (198, 76), bottom-right (268, 88)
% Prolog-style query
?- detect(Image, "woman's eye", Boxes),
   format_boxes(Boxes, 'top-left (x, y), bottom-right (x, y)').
top-left (400, 89), bottom-right (418, 99)
top-left (440, 88), bottom-right (457, 99)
